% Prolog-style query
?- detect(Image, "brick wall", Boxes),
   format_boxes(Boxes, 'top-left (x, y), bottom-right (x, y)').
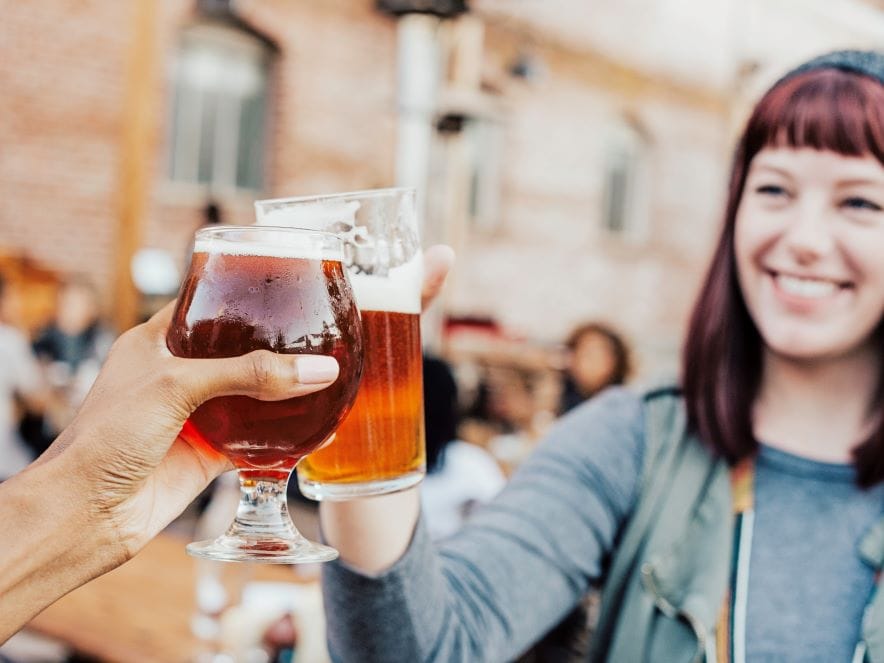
top-left (1, 0), bottom-right (399, 323)
top-left (1, 1), bottom-right (131, 317)
top-left (0, 0), bottom-right (737, 376)
top-left (146, 0), bottom-right (400, 291)
top-left (442, 20), bottom-right (732, 377)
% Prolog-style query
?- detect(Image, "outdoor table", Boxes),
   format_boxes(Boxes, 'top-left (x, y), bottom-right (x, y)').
top-left (25, 532), bottom-right (306, 663)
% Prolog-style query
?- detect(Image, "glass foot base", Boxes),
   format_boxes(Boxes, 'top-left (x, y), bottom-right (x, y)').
top-left (187, 534), bottom-right (338, 564)
top-left (298, 469), bottom-right (424, 501)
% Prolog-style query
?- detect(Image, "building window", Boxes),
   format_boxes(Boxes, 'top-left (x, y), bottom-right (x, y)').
top-left (429, 111), bottom-right (503, 240)
top-left (463, 116), bottom-right (503, 233)
top-left (168, 24), bottom-right (270, 192)
top-left (602, 119), bottom-right (649, 240)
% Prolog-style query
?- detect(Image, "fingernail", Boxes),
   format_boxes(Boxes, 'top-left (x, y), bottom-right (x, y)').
top-left (295, 356), bottom-right (339, 384)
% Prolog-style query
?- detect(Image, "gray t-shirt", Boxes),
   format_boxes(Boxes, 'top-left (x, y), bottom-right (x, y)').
top-left (322, 388), bottom-right (884, 662)
top-left (747, 444), bottom-right (884, 662)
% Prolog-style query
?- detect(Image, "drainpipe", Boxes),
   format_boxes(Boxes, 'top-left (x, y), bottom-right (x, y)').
top-left (377, 1), bottom-right (469, 226)
top-left (377, 2), bottom-right (469, 351)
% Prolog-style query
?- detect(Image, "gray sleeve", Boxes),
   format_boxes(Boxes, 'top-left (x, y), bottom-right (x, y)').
top-left (322, 387), bottom-right (646, 663)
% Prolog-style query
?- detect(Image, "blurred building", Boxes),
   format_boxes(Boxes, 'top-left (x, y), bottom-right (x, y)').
top-left (4, 0), bottom-right (884, 374)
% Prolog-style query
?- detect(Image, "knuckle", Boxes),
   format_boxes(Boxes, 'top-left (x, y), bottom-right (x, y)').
top-left (109, 327), bottom-right (138, 354)
top-left (154, 362), bottom-right (194, 410)
top-left (110, 321), bottom-right (156, 360)
top-left (155, 363), bottom-right (182, 393)
top-left (249, 351), bottom-right (283, 393)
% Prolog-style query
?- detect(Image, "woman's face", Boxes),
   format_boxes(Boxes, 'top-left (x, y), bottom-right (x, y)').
top-left (570, 332), bottom-right (617, 394)
top-left (735, 147), bottom-right (884, 361)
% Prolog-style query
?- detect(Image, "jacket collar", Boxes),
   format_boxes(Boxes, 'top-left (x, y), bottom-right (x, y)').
top-left (640, 442), bottom-right (733, 641)
top-left (860, 518), bottom-right (884, 661)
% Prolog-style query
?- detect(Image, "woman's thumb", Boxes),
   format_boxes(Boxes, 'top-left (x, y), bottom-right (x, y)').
top-left (173, 350), bottom-right (340, 408)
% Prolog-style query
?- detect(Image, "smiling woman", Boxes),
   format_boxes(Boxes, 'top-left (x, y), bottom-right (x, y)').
top-left (684, 63), bottom-right (884, 482)
top-left (317, 50), bottom-right (884, 663)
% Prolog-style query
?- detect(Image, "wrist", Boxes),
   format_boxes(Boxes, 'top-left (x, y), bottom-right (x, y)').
top-left (37, 426), bottom-right (146, 559)
top-left (319, 488), bottom-right (420, 573)
top-left (0, 449), bottom-right (125, 638)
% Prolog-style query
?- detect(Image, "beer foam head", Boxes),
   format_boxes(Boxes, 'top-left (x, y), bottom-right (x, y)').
top-left (194, 229), bottom-right (342, 262)
top-left (256, 200), bottom-right (360, 231)
top-left (254, 193), bottom-right (422, 312)
top-left (350, 252), bottom-right (422, 314)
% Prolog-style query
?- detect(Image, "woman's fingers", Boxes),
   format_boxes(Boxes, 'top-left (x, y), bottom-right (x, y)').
top-left (421, 245), bottom-right (455, 312)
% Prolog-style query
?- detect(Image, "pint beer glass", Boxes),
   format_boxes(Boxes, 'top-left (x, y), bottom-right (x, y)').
top-left (255, 189), bottom-right (424, 499)
top-left (167, 226), bottom-right (363, 562)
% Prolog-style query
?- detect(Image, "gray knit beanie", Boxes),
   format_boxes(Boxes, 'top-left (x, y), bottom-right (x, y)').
top-left (776, 49), bottom-right (884, 88)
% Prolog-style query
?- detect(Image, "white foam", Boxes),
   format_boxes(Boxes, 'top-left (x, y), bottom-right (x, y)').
top-left (350, 252), bottom-right (422, 314)
top-left (256, 200), bottom-right (360, 231)
top-left (254, 198), bottom-right (421, 313)
top-left (194, 236), bottom-right (342, 262)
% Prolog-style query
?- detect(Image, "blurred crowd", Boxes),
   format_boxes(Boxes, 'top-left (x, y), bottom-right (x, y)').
top-left (0, 273), bottom-right (112, 480)
top-left (0, 255), bottom-right (633, 492)
top-left (0, 242), bottom-right (636, 661)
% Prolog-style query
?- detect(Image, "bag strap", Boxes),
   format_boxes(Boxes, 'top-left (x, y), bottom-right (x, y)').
top-left (617, 386), bottom-right (687, 567)
top-left (591, 386), bottom-right (688, 656)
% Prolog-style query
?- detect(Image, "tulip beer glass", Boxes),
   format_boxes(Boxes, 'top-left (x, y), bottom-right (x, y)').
top-left (255, 188), bottom-right (424, 499)
top-left (167, 226), bottom-right (363, 562)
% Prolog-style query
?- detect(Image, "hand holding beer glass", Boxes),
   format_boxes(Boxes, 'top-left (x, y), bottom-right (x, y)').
top-left (255, 189), bottom-right (425, 499)
top-left (167, 226), bottom-right (363, 562)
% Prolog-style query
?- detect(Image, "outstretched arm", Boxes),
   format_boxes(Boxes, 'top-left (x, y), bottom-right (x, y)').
top-left (321, 390), bottom-right (646, 662)
top-left (0, 303), bottom-right (340, 642)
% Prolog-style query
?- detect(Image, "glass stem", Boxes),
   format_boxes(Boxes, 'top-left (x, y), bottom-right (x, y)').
top-left (224, 474), bottom-right (303, 544)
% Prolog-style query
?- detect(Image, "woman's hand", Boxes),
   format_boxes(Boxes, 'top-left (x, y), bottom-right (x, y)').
top-left (319, 244), bottom-right (455, 574)
top-left (0, 302), bottom-right (339, 641)
top-left (45, 302), bottom-right (340, 557)
top-left (421, 245), bottom-right (456, 311)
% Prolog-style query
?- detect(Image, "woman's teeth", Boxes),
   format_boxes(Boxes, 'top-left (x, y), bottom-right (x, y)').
top-left (775, 274), bottom-right (839, 299)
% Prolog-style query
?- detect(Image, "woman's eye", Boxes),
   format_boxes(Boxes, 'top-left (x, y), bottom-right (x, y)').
top-left (842, 196), bottom-right (882, 212)
top-left (755, 184), bottom-right (789, 198)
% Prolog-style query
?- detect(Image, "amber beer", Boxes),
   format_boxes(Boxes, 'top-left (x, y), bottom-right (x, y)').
top-left (256, 188), bottom-right (425, 498)
top-left (298, 304), bottom-right (424, 495)
top-left (167, 242), bottom-right (363, 482)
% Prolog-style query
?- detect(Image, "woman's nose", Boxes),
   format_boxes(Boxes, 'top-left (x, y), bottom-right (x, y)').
top-left (784, 198), bottom-right (836, 264)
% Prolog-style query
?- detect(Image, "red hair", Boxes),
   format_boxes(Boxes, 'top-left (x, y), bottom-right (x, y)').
top-left (682, 68), bottom-right (884, 486)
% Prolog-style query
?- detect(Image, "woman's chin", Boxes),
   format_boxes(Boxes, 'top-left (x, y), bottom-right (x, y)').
top-left (761, 330), bottom-right (866, 364)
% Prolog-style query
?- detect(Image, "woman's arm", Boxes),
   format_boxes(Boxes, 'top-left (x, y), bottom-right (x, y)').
top-left (320, 388), bottom-right (646, 662)
top-left (317, 243), bottom-right (459, 573)
top-left (0, 451), bottom-right (122, 638)
top-left (321, 489), bottom-right (421, 572)
top-left (0, 303), bottom-right (340, 642)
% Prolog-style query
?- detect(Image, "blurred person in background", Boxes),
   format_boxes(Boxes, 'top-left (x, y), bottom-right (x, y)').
top-left (421, 355), bottom-right (506, 540)
top-left (34, 278), bottom-right (113, 396)
top-left (33, 277), bottom-right (113, 374)
top-left (319, 51), bottom-right (884, 662)
top-left (21, 277), bottom-right (114, 454)
top-left (559, 322), bottom-right (632, 414)
top-left (0, 273), bottom-right (46, 480)
top-left (479, 366), bottom-right (552, 473)
top-left (184, 198), bottom-right (224, 274)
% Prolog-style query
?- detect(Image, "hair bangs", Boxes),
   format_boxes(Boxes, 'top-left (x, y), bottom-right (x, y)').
top-left (745, 69), bottom-right (884, 164)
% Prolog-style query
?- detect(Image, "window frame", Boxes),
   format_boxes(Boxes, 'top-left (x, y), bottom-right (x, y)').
top-left (166, 23), bottom-right (272, 194)
top-left (600, 118), bottom-right (651, 243)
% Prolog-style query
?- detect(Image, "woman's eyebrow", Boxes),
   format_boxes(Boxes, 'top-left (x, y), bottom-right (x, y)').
top-left (835, 177), bottom-right (884, 187)
top-left (748, 163), bottom-right (792, 179)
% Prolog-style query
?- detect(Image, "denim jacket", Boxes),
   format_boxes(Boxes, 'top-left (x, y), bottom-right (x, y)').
top-left (590, 386), bottom-right (884, 663)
